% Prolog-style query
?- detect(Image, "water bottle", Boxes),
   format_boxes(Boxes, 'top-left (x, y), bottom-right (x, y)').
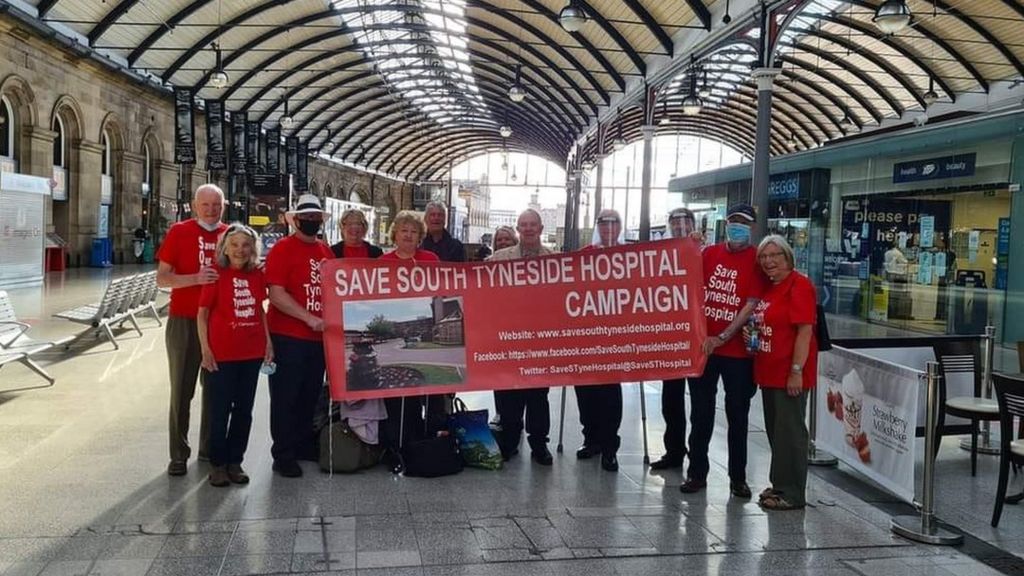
top-left (746, 315), bottom-right (760, 355)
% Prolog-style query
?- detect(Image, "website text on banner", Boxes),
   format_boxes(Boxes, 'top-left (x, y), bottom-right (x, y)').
top-left (817, 346), bottom-right (920, 503)
top-left (322, 239), bottom-right (708, 401)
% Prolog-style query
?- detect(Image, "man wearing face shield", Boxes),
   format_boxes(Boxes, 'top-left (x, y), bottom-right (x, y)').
top-left (650, 208), bottom-right (699, 470)
top-left (677, 203), bottom-right (767, 499)
top-left (264, 194), bottom-right (335, 478)
top-left (574, 209), bottom-right (626, 472)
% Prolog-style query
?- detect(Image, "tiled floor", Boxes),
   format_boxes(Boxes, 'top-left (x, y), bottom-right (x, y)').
top-left (0, 266), bottom-right (1022, 575)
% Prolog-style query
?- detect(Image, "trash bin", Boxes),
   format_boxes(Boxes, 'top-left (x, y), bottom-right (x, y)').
top-left (90, 237), bottom-right (112, 268)
top-left (45, 246), bottom-right (66, 272)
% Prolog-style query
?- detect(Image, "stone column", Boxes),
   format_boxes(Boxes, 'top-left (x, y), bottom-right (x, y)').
top-left (74, 139), bottom-right (104, 266)
top-left (751, 67), bottom-right (781, 236)
top-left (594, 153), bottom-right (605, 215)
top-left (639, 124), bottom-right (656, 242)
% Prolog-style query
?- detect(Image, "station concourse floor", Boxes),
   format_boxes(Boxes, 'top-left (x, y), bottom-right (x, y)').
top-left (1, 265), bottom-right (1023, 576)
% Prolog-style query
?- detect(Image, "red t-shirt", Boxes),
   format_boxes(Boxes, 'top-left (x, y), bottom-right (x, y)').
top-left (379, 249), bottom-right (441, 262)
top-left (702, 243), bottom-right (767, 358)
top-left (264, 235), bottom-right (334, 341)
top-left (157, 220), bottom-right (228, 318)
top-left (199, 266), bottom-right (267, 362)
top-left (344, 244), bottom-right (370, 258)
top-left (752, 271), bottom-right (818, 389)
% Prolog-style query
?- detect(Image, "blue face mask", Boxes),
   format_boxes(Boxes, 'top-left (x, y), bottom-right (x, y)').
top-left (726, 222), bottom-right (751, 245)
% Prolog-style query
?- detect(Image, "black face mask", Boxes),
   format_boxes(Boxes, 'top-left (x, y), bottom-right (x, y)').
top-left (297, 220), bottom-right (321, 237)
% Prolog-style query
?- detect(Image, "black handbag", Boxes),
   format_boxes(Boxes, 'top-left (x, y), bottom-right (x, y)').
top-left (816, 304), bottom-right (832, 352)
top-left (400, 434), bottom-right (464, 478)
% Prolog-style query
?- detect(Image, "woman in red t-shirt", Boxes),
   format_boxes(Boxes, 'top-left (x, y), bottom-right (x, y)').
top-left (330, 208), bottom-right (384, 259)
top-left (745, 234), bottom-right (818, 510)
top-left (380, 211), bottom-right (440, 262)
top-left (197, 224), bottom-right (273, 488)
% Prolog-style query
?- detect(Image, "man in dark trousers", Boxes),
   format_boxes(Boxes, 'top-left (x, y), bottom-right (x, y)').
top-left (419, 200), bottom-right (465, 432)
top-left (651, 207), bottom-right (699, 470)
top-left (679, 203), bottom-right (766, 499)
top-left (488, 209), bottom-right (554, 465)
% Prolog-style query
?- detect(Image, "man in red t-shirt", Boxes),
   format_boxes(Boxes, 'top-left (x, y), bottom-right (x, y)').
top-left (264, 194), bottom-right (334, 478)
top-left (677, 203), bottom-right (767, 499)
top-left (156, 184), bottom-right (228, 476)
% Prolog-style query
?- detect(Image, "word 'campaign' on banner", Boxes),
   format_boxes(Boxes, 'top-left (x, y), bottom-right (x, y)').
top-left (322, 239), bottom-right (707, 401)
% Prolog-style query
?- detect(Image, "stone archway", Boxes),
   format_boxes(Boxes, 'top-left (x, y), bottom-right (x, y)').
top-left (51, 95), bottom-right (84, 255)
top-left (98, 113), bottom-right (128, 261)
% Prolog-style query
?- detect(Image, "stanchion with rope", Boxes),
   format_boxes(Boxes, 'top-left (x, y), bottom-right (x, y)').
top-left (807, 384), bottom-right (838, 467)
top-left (960, 325), bottom-right (999, 455)
top-left (891, 361), bottom-right (964, 545)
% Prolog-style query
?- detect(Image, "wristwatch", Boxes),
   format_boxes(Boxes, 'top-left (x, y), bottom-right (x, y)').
top-left (790, 364), bottom-right (803, 374)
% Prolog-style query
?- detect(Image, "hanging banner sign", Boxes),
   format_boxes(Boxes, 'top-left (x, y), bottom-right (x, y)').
top-left (817, 346), bottom-right (921, 503)
top-left (231, 111), bottom-right (247, 175)
top-left (296, 141), bottom-right (308, 192)
top-left (323, 239), bottom-right (708, 401)
top-left (892, 153), bottom-right (976, 183)
top-left (205, 99), bottom-right (227, 171)
top-left (245, 120), bottom-right (261, 174)
top-left (285, 136), bottom-right (298, 176)
top-left (266, 127), bottom-right (280, 174)
top-left (173, 88), bottom-right (196, 165)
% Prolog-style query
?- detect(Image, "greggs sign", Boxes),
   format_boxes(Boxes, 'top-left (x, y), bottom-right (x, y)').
top-left (322, 239), bottom-right (708, 401)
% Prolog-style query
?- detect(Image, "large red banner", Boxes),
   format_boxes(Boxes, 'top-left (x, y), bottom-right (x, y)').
top-left (322, 239), bottom-right (707, 401)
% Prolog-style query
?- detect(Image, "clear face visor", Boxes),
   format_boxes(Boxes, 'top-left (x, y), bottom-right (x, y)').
top-left (668, 214), bottom-right (695, 238)
top-left (591, 214), bottom-right (625, 247)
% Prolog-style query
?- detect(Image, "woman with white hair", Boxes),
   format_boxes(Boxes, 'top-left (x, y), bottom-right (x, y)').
top-left (746, 234), bottom-right (818, 510)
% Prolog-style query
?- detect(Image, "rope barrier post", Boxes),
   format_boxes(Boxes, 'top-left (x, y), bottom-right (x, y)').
top-left (962, 326), bottom-right (998, 454)
top-left (639, 382), bottom-right (650, 465)
top-left (891, 361), bottom-right (963, 545)
top-left (808, 384), bottom-right (837, 467)
top-left (556, 387), bottom-right (567, 453)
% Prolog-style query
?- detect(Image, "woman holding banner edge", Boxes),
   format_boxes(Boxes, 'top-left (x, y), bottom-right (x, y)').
top-left (573, 208), bottom-right (626, 472)
top-left (745, 234), bottom-right (818, 511)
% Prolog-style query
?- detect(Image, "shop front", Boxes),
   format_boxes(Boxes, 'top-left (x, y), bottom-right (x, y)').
top-left (668, 110), bottom-right (1023, 353)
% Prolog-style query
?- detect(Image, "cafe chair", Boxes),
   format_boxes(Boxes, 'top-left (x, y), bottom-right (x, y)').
top-left (935, 339), bottom-right (999, 476)
top-left (990, 372), bottom-right (1024, 527)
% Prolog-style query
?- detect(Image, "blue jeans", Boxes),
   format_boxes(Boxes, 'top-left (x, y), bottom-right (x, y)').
top-left (269, 334), bottom-right (325, 464)
top-left (687, 355), bottom-right (757, 483)
top-left (204, 359), bottom-right (260, 467)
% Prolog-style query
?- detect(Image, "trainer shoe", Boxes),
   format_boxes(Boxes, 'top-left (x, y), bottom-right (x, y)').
top-left (167, 460), bottom-right (187, 476)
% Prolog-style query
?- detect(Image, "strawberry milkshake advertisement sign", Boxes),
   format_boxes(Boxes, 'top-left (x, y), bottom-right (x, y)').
top-left (817, 346), bottom-right (921, 502)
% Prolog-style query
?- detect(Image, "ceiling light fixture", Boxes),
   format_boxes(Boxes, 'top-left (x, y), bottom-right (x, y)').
top-left (559, 1), bottom-right (588, 33)
top-left (682, 93), bottom-right (702, 116)
top-left (659, 99), bottom-right (671, 126)
top-left (499, 125), bottom-right (512, 138)
top-left (611, 108), bottom-right (626, 151)
top-left (279, 94), bottom-right (293, 129)
top-left (209, 43), bottom-right (228, 89)
top-left (923, 77), bottom-right (939, 107)
top-left (698, 68), bottom-right (711, 98)
top-left (839, 114), bottom-right (858, 134)
top-left (873, 0), bottom-right (912, 34)
top-left (509, 65), bottom-right (526, 103)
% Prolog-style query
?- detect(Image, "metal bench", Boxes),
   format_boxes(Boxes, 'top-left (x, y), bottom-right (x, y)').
top-left (0, 290), bottom-right (71, 391)
top-left (53, 275), bottom-right (141, 351)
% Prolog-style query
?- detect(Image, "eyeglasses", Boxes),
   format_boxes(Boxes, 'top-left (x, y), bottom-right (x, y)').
top-left (758, 251), bottom-right (786, 262)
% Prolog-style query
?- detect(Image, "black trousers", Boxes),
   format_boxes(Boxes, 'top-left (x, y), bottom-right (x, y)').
top-left (269, 334), bottom-right (325, 464)
top-left (205, 359), bottom-right (261, 467)
top-left (494, 388), bottom-right (550, 452)
top-left (687, 355), bottom-right (756, 483)
top-left (574, 384), bottom-right (622, 454)
top-left (660, 378), bottom-right (690, 460)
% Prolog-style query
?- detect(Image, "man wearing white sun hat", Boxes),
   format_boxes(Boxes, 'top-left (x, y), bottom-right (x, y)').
top-left (264, 194), bottom-right (334, 478)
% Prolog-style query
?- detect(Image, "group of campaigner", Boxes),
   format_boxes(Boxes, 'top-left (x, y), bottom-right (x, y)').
top-left (157, 184), bottom-right (819, 507)
top-left (650, 204), bottom-right (819, 511)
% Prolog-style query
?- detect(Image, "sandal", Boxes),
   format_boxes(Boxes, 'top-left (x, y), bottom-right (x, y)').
top-left (759, 494), bottom-right (805, 511)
